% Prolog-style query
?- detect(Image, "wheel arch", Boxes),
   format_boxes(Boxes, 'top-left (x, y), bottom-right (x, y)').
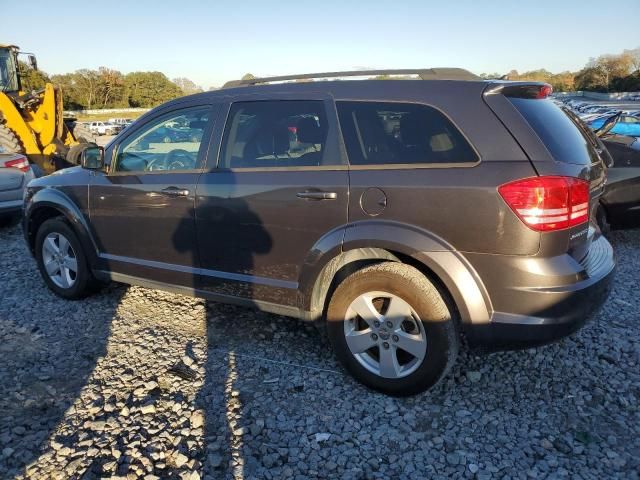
top-left (25, 189), bottom-right (98, 266)
top-left (300, 221), bottom-right (492, 326)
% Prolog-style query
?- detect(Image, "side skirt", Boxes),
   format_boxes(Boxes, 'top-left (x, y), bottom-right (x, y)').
top-left (94, 270), bottom-right (315, 321)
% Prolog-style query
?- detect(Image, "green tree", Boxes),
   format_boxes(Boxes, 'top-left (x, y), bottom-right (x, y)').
top-left (124, 71), bottom-right (182, 108)
top-left (50, 73), bottom-right (83, 109)
top-left (96, 67), bottom-right (125, 108)
top-left (18, 61), bottom-right (49, 91)
top-left (574, 67), bottom-right (607, 92)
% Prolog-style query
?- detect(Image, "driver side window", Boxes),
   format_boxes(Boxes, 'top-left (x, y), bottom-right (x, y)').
top-left (114, 107), bottom-right (210, 173)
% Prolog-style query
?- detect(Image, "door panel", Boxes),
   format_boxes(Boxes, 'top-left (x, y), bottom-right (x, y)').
top-left (194, 97), bottom-right (348, 306)
top-left (195, 170), bottom-right (349, 305)
top-left (89, 105), bottom-right (216, 287)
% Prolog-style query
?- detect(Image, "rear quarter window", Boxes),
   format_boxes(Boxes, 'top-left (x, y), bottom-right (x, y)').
top-left (508, 98), bottom-right (599, 165)
top-left (336, 101), bottom-right (478, 166)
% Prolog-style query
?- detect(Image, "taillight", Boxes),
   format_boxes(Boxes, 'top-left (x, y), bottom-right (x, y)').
top-left (498, 176), bottom-right (589, 232)
top-left (3, 155), bottom-right (30, 173)
top-left (535, 84), bottom-right (553, 99)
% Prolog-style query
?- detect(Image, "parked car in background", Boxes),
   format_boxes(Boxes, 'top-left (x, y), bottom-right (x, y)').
top-left (580, 111), bottom-right (620, 123)
top-left (0, 153), bottom-right (35, 227)
top-left (108, 118), bottom-right (134, 127)
top-left (23, 71), bottom-right (615, 395)
top-left (599, 133), bottom-right (640, 230)
top-left (589, 114), bottom-right (640, 137)
top-left (89, 122), bottom-right (115, 135)
top-left (132, 125), bottom-right (199, 147)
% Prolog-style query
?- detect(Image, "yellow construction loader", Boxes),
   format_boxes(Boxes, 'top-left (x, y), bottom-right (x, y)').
top-left (0, 44), bottom-right (91, 174)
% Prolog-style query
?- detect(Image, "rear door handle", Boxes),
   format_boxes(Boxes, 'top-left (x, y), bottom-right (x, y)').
top-left (160, 187), bottom-right (190, 197)
top-left (296, 191), bottom-right (337, 200)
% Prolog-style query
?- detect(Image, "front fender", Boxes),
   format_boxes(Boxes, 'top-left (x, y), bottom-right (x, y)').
top-left (24, 187), bottom-right (99, 266)
top-left (299, 220), bottom-right (492, 325)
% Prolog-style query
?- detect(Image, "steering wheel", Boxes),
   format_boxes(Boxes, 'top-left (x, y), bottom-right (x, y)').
top-left (147, 149), bottom-right (196, 171)
top-left (165, 149), bottom-right (196, 170)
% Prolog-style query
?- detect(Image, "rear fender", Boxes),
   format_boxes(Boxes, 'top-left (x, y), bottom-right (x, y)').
top-left (299, 220), bottom-right (491, 324)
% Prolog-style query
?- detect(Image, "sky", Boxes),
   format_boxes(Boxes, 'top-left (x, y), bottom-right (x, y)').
top-left (3, 0), bottom-right (639, 89)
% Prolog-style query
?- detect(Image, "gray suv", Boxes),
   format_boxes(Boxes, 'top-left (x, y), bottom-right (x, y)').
top-left (23, 69), bottom-right (615, 395)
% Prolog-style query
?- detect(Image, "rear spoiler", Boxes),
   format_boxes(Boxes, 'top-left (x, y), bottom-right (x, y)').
top-left (483, 82), bottom-right (553, 99)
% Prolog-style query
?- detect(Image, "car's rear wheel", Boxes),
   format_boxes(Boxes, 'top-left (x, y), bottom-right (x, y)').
top-left (326, 262), bottom-right (458, 396)
top-left (35, 218), bottom-right (98, 299)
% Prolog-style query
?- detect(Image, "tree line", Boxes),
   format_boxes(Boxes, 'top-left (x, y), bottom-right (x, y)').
top-left (18, 46), bottom-right (639, 110)
top-left (481, 47), bottom-right (640, 93)
top-left (19, 64), bottom-right (205, 110)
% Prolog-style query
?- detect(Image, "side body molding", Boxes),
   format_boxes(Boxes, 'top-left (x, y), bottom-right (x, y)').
top-left (299, 220), bottom-right (492, 324)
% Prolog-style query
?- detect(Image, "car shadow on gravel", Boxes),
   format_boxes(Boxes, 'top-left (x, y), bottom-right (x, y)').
top-left (0, 223), bottom-right (125, 478)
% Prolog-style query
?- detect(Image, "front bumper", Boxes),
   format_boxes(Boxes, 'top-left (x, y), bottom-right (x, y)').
top-left (465, 234), bottom-right (615, 350)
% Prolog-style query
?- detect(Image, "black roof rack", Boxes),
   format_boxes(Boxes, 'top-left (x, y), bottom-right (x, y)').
top-left (222, 68), bottom-right (480, 88)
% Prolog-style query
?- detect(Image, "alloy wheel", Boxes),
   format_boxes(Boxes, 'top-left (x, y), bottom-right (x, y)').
top-left (343, 291), bottom-right (427, 379)
top-left (42, 232), bottom-right (78, 289)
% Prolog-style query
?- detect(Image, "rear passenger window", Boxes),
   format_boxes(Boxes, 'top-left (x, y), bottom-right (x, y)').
top-left (337, 102), bottom-right (478, 166)
top-left (508, 98), bottom-right (598, 165)
top-left (220, 101), bottom-right (328, 168)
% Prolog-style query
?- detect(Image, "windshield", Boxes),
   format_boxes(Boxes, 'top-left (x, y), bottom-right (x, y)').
top-left (0, 49), bottom-right (18, 92)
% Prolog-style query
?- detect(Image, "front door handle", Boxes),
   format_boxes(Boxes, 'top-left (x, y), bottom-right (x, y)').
top-left (160, 187), bottom-right (190, 197)
top-left (296, 191), bottom-right (337, 200)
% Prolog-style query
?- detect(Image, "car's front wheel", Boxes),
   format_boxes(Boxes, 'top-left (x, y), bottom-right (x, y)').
top-left (35, 218), bottom-right (98, 299)
top-left (326, 262), bottom-right (458, 396)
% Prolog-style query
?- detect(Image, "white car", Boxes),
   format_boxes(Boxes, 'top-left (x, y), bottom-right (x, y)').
top-left (88, 121), bottom-right (118, 136)
top-left (108, 118), bottom-right (133, 126)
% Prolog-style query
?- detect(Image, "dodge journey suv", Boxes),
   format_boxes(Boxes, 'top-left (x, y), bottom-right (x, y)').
top-left (23, 69), bottom-right (615, 395)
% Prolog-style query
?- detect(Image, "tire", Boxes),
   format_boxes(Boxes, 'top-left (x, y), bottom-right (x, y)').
top-left (0, 123), bottom-right (24, 155)
top-left (35, 218), bottom-right (98, 300)
top-left (326, 262), bottom-right (458, 396)
top-left (71, 122), bottom-right (93, 143)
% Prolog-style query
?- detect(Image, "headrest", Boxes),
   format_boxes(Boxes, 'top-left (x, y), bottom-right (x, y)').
top-left (297, 117), bottom-right (325, 144)
top-left (254, 127), bottom-right (290, 156)
top-left (400, 113), bottom-right (427, 146)
top-left (273, 127), bottom-right (290, 154)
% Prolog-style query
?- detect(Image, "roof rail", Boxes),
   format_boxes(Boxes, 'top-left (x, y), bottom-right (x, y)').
top-left (222, 68), bottom-right (480, 88)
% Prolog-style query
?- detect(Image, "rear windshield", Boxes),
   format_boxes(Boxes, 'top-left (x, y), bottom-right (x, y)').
top-left (508, 98), bottom-right (599, 165)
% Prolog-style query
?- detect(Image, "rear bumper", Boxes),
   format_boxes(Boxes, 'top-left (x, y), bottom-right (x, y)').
top-left (465, 234), bottom-right (615, 350)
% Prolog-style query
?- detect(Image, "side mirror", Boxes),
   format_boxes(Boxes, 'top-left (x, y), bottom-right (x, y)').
top-left (80, 146), bottom-right (104, 170)
top-left (28, 54), bottom-right (38, 71)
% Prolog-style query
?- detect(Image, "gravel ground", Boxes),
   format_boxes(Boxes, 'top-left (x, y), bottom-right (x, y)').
top-left (0, 223), bottom-right (638, 480)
